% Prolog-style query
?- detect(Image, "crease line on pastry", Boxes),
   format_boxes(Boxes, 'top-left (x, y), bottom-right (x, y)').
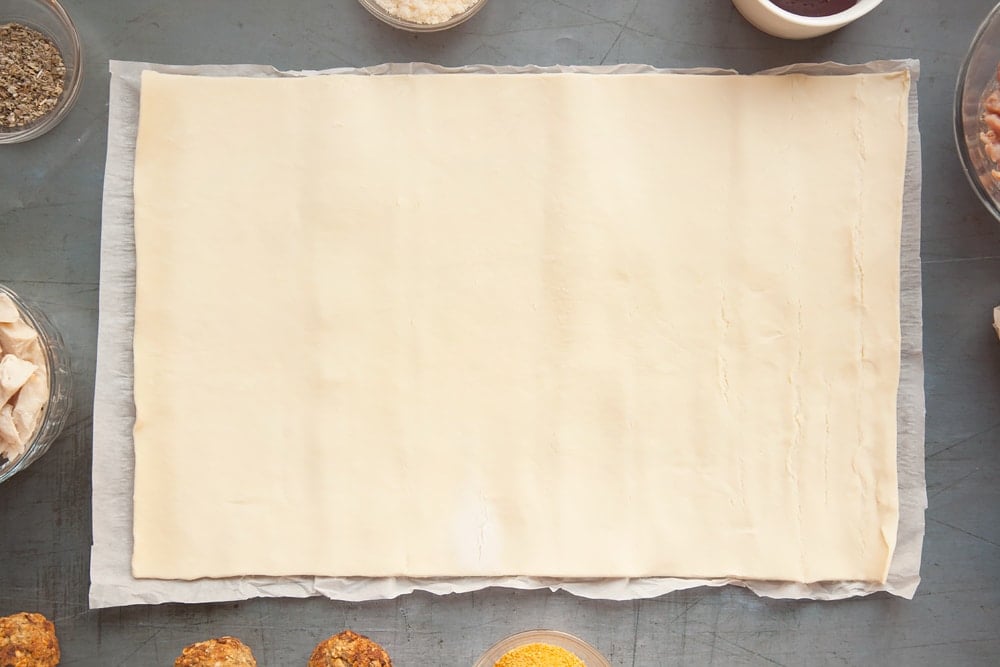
top-left (717, 291), bottom-right (731, 409)
top-left (477, 490), bottom-right (489, 566)
top-left (824, 379), bottom-right (833, 508)
top-left (792, 300), bottom-right (806, 582)
top-left (851, 75), bottom-right (870, 565)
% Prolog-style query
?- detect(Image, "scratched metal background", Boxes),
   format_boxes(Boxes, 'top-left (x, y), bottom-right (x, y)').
top-left (2, 0), bottom-right (1000, 665)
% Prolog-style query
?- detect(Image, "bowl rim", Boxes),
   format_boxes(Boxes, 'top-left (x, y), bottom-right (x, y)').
top-left (473, 629), bottom-right (611, 667)
top-left (953, 1), bottom-right (1000, 222)
top-left (0, 0), bottom-right (84, 144)
top-left (357, 0), bottom-right (488, 33)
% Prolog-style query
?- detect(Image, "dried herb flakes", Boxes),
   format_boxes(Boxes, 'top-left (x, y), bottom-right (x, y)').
top-left (0, 23), bottom-right (66, 129)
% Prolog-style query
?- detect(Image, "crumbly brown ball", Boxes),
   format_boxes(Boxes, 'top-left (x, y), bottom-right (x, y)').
top-left (0, 612), bottom-right (60, 667)
top-left (174, 636), bottom-right (256, 667)
top-left (307, 630), bottom-right (392, 667)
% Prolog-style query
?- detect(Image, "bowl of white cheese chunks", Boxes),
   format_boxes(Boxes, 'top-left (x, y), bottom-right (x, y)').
top-left (0, 285), bottom-right (72, 484)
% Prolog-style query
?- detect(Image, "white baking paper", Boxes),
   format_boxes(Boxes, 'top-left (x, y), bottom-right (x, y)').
top-left (91, 59), bottom-right (925, 609)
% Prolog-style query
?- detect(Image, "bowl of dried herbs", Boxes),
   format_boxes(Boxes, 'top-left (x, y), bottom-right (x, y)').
top-left (0, 0), bottom-right (82, 143)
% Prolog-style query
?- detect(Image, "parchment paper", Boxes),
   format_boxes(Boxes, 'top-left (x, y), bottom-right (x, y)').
top-left (91, 59), bottom-right (925, 609)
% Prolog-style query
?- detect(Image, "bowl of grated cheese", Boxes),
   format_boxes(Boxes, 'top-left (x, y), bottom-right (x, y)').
top-left (474, 630), bottom-right (610, 667)
top-left (358, 0), bottom-right (489, 32)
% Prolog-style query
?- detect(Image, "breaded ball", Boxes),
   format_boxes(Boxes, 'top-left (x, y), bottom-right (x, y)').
top-left (307, 630), bottom-right (392, 667)
top-left (0, 612), bottom-right (60, 667)
top-left (174, 636), bottom-right (256, 667)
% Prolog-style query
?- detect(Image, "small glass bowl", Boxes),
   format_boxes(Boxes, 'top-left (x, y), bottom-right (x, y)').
top-left (0, 0), bottom-right (83, 144)
top-left (474, 630), bottom-right (611, 667)
top-left (0, 285), bottom-right (73, 484)
top-left (358, 0), bottom-right (488, 32)
top-left (954, 1), bottom-right (1000, 222)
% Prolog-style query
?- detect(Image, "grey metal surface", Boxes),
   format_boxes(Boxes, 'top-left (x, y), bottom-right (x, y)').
top-left (1, 0), bottom-right (998, 664)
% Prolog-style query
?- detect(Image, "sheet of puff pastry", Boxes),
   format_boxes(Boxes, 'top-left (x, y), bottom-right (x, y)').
top-left (131, 70), bottom-right (909, 583)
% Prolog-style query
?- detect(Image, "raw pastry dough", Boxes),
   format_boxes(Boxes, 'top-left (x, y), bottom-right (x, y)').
top-left (132, 70), bottom-right (909, 583)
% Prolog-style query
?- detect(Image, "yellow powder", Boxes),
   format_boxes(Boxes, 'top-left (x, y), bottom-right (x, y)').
top-left (494, 642), bottom-right (586, 667)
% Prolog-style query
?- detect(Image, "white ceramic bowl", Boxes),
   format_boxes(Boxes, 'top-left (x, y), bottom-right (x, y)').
top-left (732, 0), bottom-right (884, 39)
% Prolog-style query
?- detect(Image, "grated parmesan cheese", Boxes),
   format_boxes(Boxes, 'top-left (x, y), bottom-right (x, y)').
top-left (374, 0), bottom-right (480, 24)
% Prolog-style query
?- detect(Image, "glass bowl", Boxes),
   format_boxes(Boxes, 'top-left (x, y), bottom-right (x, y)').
top-left (358, 0), bottom-right (488, 32)
top-left (0, 285), bottom-right (73, 484)
top-left (0, 0), bottom-right (83, 144)
top-left (955, 1), bottom-right (1000, 222)
top-left (474, 630), bottom-right (611, 667)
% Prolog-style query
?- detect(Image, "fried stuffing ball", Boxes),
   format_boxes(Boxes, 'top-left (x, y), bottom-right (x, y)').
top-left (174, 636), bottom-right (257, 667)
top-left (307, 630), bottom-right (392, 667)
top-left (0, 612), bottom-right (60, 667)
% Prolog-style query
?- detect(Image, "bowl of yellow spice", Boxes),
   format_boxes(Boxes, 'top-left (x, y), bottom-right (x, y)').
top-left (0, 0), bottom-right (83, 143)
top-left (474, 630), bottom-right (610, 667)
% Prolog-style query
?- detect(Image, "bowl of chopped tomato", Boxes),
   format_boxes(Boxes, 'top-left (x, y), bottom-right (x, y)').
top-left (956, 1), bottom-right (1000, 221)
